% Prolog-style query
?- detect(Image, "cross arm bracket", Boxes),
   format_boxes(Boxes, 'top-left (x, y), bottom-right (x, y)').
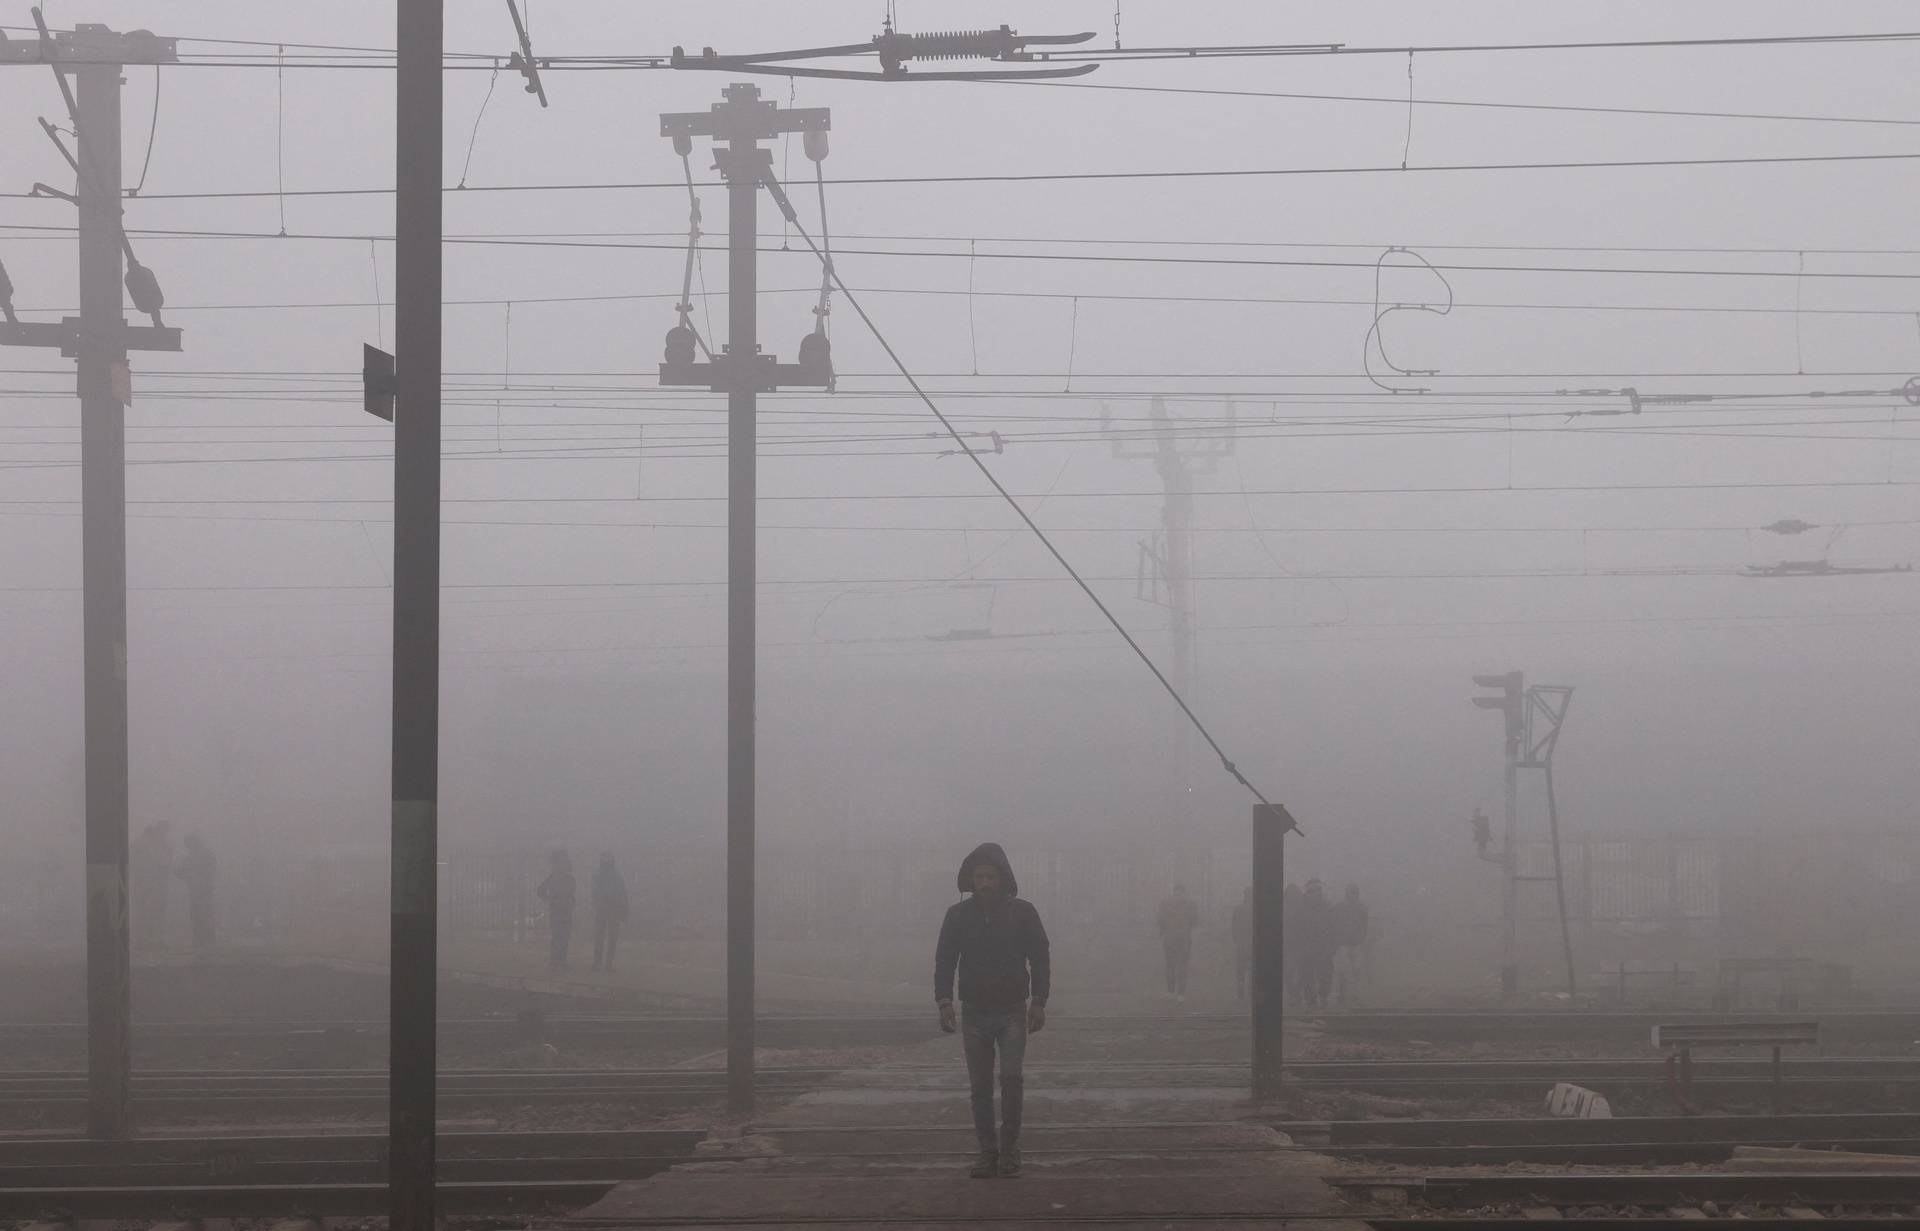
top-left (0, 316), bottom-right (181, 355)
top-left (660, 351), bottom-right (830, 392)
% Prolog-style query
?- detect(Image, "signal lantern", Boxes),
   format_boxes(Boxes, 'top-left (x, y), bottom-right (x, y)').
top-left (797, 330), bottom-right (831, 382)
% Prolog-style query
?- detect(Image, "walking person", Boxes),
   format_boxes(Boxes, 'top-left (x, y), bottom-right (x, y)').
top-left (174, 832), bottom-right (217, 953)
top-left (132, 821), bottom-right (173, 951)
top-left (1333, 883), bottom-right (1370, 1006)
top-left (537, 849), bottom-right (576, 972)
top-left (589, 852), bottom-right (629, 973)
top-left (1282, 882), bottom-right (1303, 1006)
top-left (1156, 883), bottom-right (1200, 1001)
top-left (935, 843), bottom-right (1050, 1179)
top-left (1230, 885), bottom-right (1253, 1001)
top-left (1297, 878), bottom-right (1336, 1010)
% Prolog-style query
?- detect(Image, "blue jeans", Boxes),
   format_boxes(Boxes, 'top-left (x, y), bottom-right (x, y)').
top-left (961, 1005), bottom-right (1027, 1152)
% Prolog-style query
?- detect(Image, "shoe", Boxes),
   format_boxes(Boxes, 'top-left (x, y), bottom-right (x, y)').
top-left (997, 1145), bottom-right (1022, 1177)
top-left (969, 1150), bottom-right (999, 1179)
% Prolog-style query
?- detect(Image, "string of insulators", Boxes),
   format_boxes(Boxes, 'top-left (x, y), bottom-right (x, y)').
top-left (874, 25), bottom-right (1020, 73)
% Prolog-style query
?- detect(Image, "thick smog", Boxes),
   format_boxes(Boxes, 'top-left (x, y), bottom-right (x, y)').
top-left (1, 4), bottom-right (1917, 1229)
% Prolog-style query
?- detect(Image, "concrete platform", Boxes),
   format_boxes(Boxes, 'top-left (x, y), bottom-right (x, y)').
top-left (577, 1036), bottom-right (1367, 1229)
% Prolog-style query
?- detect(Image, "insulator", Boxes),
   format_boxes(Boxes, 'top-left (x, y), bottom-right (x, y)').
top-left (803, 129), bottom-right (829, 163)
top-left (797, 330), bottom-right (831, 380)
top-left (124, 259), bottom-right (164, 317)
top-left (898, 26), bottom-right (1017, 61)
top-left (664, 324), bottom-right (697, 366)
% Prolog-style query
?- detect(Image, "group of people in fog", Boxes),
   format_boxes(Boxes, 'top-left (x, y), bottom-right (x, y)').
top-left (537, 848), bottom-right (629, 973)
top-left (130, 822), bottom-right (219, 952)
top-left (528, 843), bottom-right (1369, 1019)
top-left (1161, 877), bottom-right (1371, 1008)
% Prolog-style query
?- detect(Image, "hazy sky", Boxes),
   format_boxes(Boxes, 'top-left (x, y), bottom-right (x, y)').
top-left (2, 2), bottom-right (1917, 883)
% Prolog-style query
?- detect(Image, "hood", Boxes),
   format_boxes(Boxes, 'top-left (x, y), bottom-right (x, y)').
top-left (957, 842), bottom-right (1018, 897)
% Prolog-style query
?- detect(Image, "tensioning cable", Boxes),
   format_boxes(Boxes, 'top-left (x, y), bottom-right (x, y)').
top-left (672, 147), bottom-right (716, 360)
top-left (760, 167), bottom-right (1296, 830)
top-left (803, 128), bottom-right (835, 390)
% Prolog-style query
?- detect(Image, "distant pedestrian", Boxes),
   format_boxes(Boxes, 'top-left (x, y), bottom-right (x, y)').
top-left (1470, 808), bottom-right (1492, 858)
top-left (1230, 885), bottom-right (1253, 1001)
top-left (935, 842), bottom-right (1050, 1180)
top-left (537, 849), bottom-right (576, 971)
top-left (1282, 882), bottom-right (1303, 1006)
top-left (174, 833), bottom-right (217, 952)
top-left (589, 852), bottom-right (629, 973)
top-left (132, 821), bottom-right (173, 951)
top-left (1333, 884), bottom-right (1370, 1006)
top-left (1296, 879), bottom-right (1335, 1010)
top-left (1156, 883), bottom-right (1200, 1001)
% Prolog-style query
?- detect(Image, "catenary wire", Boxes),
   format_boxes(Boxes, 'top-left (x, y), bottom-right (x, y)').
top-left (776, 170), bottom-right (1275, 817)
top-left (8, 149), bottom-right (1920, 202)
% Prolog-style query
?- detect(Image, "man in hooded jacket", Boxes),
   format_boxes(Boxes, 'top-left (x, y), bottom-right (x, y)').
top-left (934, 842), bottom-right (1050, 1179)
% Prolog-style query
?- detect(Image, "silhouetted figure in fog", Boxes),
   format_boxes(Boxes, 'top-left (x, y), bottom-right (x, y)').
top-left (174, 832), bottom-right (216, 952)
top-left (590, 852), bottom-right (629, 973)
top-left (935, 842), bottom-right (1050, 1179)
top-left (1333, 883), bottom-right (1370, 1006)
top-left (132, 821), bottom-right (173, 951)
top-left (1296, 878), bottom-right (1336, 1010)
top-left (1156, 883), bottom-right (1200, 1001)
top-left (1282, 882), bottom-right (1303, 1005)
top-left (1470, 807), bottom-right (1492, 858)
top-left (537, 849), bottom-right (576, 971)
top-left (1230, 885), bottom-right (1253, 1001)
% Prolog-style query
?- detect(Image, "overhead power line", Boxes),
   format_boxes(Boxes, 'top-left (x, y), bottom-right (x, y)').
top-left (16, 220), bottom-right (1920, 258)
top-left (2, 562), bottom-right (1912, 596)
top-left (9, 225), bottom-right (1920, 286)
top-left (0, 477), bottom-right (1904, 506)
top-left (2, 508), bottom-right (1913, 538)
top-left (10, 149), bottom-right (1920, 203)
top-left (8, 25), bottom-right (1918, 66)
top-left (1009, 78), bottom-right (1920, 128)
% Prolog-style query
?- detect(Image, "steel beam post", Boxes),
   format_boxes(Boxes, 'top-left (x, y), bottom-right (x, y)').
top-left (389, 2), bottom-right (443, 1228)
top-left (1500, 727), bottom-right (1519, 1000)
top-left (724, 118), bottom-right (760, 1118)
top-left (74, 54), bottom-right (130, 1143)
top-left (1251, 803), bottom-right (1289, 1097)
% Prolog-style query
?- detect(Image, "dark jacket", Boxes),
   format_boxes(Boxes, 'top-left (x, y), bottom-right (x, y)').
top-left (175, 840), bottom-right (215, 898)
top-left (1296, 881), bottom-right (1336, 959)
top-left (934, 843), bottom-right (1051, 1010)
top-left (591, 862), bottom-right (629, 921)
top-left (1156, 893), bottom-right (1199, 937)
top-left (538, 867), bottom-right (576, 914)
top-left (1230, 899), bottom-right (1252, 955)
top-left (1333, 892), bottom-right (1369, 949)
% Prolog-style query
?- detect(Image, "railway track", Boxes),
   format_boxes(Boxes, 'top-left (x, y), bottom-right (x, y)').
top-left (7, 1055), bottom-right (1920, 1121)
top-left (7, 1119), bottom-right (1920, 1223)
top-left (1300, 1110), bottom-right (1920, 1164)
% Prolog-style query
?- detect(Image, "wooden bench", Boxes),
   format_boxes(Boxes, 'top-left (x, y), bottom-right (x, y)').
top-left (1652, 1019), bottom-right (1819, 1111)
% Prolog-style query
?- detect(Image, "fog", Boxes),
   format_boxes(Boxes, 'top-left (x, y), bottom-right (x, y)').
top-left (3, 1), bottom-right (1918, 997)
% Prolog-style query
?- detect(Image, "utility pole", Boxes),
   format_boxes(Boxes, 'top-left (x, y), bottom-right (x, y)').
top-left (387, 2), bottom-right (442, 1228)
top-left (1519, 686), bottom-right (1577, 1002)
top-left (659, 83), bottom-right (832, 1114)
top-left (1473, 671), bottom-right (1524, 999)
top-left (1250, 802), bottom-right (1295, 1098)
top-left (0, 19), bottom-right (181, 1140)
top-left (1107, 397), bottom-right (1233, 829)
top-left (1473, 672), bottom-right (1578, 1002)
